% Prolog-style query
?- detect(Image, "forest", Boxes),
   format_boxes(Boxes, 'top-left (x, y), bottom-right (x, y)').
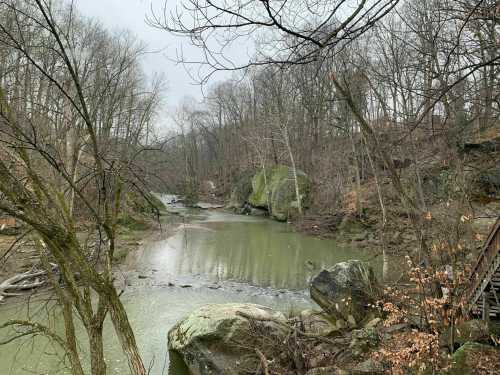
top-left (0, 0), bottom-right (499, 374)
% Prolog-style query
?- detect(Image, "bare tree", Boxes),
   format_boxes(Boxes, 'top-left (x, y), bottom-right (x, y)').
top-left (0, 1), bottom-right (170, 374)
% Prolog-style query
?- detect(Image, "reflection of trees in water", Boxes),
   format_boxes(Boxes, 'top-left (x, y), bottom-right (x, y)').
top-left (170, 222), bottom-right (386, 289)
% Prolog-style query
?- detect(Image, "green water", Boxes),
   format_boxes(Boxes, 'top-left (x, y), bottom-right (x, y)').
top-left (0, 209), bottom-right (385, 374)
top-left (129, 210), bottom-right (384, 289)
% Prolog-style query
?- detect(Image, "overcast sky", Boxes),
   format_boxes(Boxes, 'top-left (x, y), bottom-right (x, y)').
top-left (76, 0), bottom-right (234, 129)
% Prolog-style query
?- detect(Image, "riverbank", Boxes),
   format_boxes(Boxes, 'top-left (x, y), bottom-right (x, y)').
top-left (0, 212), bottom-right (177, 303)
top-left (168, 259), bottom-right (500, 375)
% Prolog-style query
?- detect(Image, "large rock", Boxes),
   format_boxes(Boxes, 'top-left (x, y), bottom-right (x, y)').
top-left (168, 303), bottom-right (287, 375)
top-left (447, 342), bottom-right (500, 374)
top-left (310, 260), bottom-right (381, 325)
top-left (441, 320), bottom-right (490, 347)
top-left (227, 172), bottom-right (254, 209)
top-left (249, 165), bottom-right (310, 221)
top-left (300, 309), bottom-right (338, 336)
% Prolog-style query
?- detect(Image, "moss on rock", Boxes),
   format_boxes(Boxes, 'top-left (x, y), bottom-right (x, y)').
top-left (228, 171), bottom-right (254, 209)
top-left (168, 303), bottom-right (287, 375)
top-left (447, 342), bottom-right (500, 374)
top-left (248, 165), bottom-right (310, 221)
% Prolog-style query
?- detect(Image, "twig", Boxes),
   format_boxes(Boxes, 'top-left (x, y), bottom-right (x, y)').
top-left (255, 348), bottom-right (269, 375)
top-left (236, 311), bottom-right (344, 345)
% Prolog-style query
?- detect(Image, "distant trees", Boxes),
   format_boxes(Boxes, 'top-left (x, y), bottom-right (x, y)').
top-left (152, 0), bottom-right (498, 211)
top-left (153, 0), bottom-right (499, 337)
top-left (0, 1), bottom-right (167, 374)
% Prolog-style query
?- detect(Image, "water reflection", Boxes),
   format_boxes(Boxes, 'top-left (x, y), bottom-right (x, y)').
top-left (138, 213), bottom-right (383, 290)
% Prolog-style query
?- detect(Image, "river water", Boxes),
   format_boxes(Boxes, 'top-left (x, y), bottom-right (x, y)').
top-left (0, 206), bottom-right (386, 374)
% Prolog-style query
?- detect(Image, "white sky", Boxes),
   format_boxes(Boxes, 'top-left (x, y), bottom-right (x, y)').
top-left (76, 0), bottom-right (225, 130)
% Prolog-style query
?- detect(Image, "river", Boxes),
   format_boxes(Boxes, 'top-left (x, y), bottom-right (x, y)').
top-left (0, 204), bottom-right (387, 374)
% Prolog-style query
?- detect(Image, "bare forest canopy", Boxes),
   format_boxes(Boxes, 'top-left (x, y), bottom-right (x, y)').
top-left (152, 0), bottom-right (499, 212)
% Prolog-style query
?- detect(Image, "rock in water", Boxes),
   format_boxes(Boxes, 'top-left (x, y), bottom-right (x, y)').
top-left (168, 303), bottom-right (287, 375)
top-left (310, 260), bottom-right (381, 324)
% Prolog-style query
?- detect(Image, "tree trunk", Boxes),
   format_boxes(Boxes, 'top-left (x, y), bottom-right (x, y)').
top-left (89, 323), bottom-right (106, 375)
top-left (107, 286), bottom-right (146, 375)
top-left (282, 125), bottom-right (302, 215)
top-left (364, 136), bottom-right (388, 281)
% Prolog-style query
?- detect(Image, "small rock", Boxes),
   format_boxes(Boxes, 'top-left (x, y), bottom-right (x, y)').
top-left (353, 232), bottom-right (368, 241)
top-left (448, 342), bottom-right (500, 374)
top-left (167, 282), bottom-right (175, 287)
top-left (364, 318), bottom-right (382, 329)
top-left (138, 274), bottom-right (149, 279)
top-left (357, 241), bottom-right (368, 248)
top-left (335, 319), bottom-right (346, 330)
top-left (250, 207), bottom-right (268, 217)
top-left (180, 284), bottom-right (192, 288)
top-left (441, 319), bottom-right (491, 347)
top-left (350, 328), bottom-right (379, 358)
top-left (207, 284), bottom-right (221, 290)
top-left (383, 323), bottom-right (408, 334)
top-left (347, 314), bottom-right (357, 327)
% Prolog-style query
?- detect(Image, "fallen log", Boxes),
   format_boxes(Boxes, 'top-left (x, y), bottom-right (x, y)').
top-left (0, 270), bottom-right (46, 302)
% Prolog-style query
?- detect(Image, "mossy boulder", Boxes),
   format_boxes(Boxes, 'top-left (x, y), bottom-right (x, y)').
top-left (447, 342), bottom-right (500, 374)
top-left (310, 260), bottom-right (381, 325)
top-left (422, 168), bottom-right (452, 199)
top-left (168, 303), bottom-right (287, 375)
top-left (228, 171), bottom-right (254, 209)
top-left (248, 165), bottom-right (310, 221)
top-left (441, 320), bottom-right (492, 347)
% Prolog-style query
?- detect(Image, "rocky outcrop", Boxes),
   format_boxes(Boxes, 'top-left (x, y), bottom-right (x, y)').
top-left (227, 172), bottom-right (254, 209)
top-left (310, 260), bottom-right (381, 326)
top-left (168, 303), bottom-right (287, 375)
top-left (249, 165), bottom-right (310, 221)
